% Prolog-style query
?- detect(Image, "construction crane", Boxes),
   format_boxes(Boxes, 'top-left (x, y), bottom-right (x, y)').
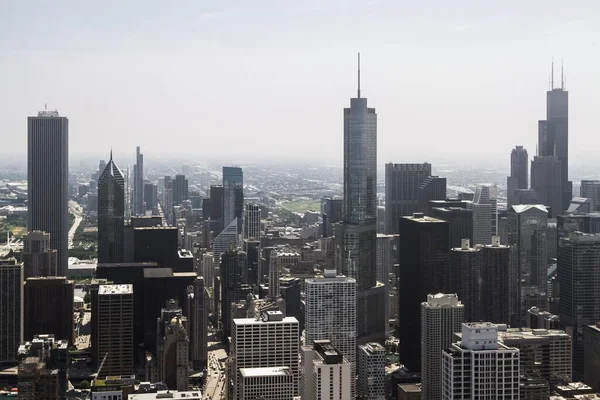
top-left (93, 353), bottom-right (109, 386)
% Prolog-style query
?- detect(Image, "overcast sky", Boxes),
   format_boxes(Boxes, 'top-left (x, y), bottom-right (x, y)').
top-left (1, 0), bottom-right (600, 167)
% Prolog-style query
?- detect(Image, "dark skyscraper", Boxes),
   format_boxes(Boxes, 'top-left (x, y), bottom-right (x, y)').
top-left (220, 247), bottom-right (250, 337)
top-left (98, 153), bottom-right (125, 264)
top-left (397, 214), bottom-right (449, 372)
top-left (223, 167), bottom-right (244, 235)
top-left (511, 146), bottom-right (529, 189)
top-left (480, 237), bottom-right (514, 325)
top-left (538, 64), bottom-right (570, 214)
top-left (430, 207), bottom-right (473, 249)
top-left (209, 185), bottom-right (224, 235)
top-left (449, 240), bottom-right (482, 322)
top-left (173, 174), bottom-right (189, 206)
top-left (418, 176), bottom-right (446, 215)
top-left (531, 155), bottom-right (562, 218)
top-left (581, 180), bottom-right (600, 212)
top-left (385, 163), bottom-right (432, 234)
top-left (144, 182), bottom-right (157, 211)
top-left (27, 110), bottom-right (69, 275)
top-left (133, 146), bottom-right (144, 216)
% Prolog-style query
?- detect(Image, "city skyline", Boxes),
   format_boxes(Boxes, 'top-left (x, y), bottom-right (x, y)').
top-left (2, 1), bottom-right (599, 164)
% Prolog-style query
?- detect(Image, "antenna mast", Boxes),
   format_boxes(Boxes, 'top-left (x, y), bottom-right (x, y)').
top-left (561, 59), bottom-right (565, 90)
top-left (551, 58), bottom-right (554, 89)
top-left (357, 52), bottom-right (361, 98)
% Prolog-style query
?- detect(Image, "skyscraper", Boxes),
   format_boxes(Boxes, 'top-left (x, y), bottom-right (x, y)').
top-left (449, 239), bottom-right (482, 322)
top-left (538, 65), bottom-right (570, 215)
top-left (223, 166), bottom-right (244, 235)
top-left (213, 217), bottom-right (238, 264)
top-left (384, 163), bottom-right (432, 234)
top-left (173, 174), bottom-right (189, 206)
top-left (133, 146), bottom-right (144, 216)
top-left (580, 180), bottom-right (600, 212)
top-left (430, 207), bottom-right (473, 249)
top-left (357, 342), bottom-right (386, 400)
top-left (190, 277), bottom-right (208, 370)
top-left (27, 110), bottom-right (69, 275)
top-left (97, 152), bottom-right (125, 264)
top-left (21, 231), bottom-right (58, 278)
top-left (467, 184), bottom-right (497, 245)
top-left (418, 176), bottom-right (446, 215)
top-left (220, 246), bottom-right (246, 337)
top-left (531, 155), bottom-right (563, 218)
top-left (243, 203), bottom-right (261, 240)
top-left (300, 340), bottom-right (352, 400)
top-left (421, 293), bottom-right (464, 400)
top-left (511, 146), bottom-right (529, 190)
top-left (305, 270), bottom-right (357, 397)
top-left (0, 258), bottom-right (24, 364)
top-left (209, 185), bottom-right (225, 235)
top-left (480, 236), bottom-right (515, 325)
top-left (397, 214), bottom-right (449, 372)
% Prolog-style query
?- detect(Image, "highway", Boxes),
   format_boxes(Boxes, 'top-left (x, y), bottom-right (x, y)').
top-left (68, 200), bottom-right (83, 248)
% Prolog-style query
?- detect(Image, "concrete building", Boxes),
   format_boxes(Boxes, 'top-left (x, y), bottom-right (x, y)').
top-left (220, 247), bottom-right (247, 337)
top-left (397, 384), bottom-right (421, 400)
top-left (466, 185), bottom-right (497, 245)
top-left (584, 323), bottom-right (600, 391)
top-left (511, 146), bottom-right (529, 190)
top-left (421, 293), bottom-right (464, 400)
top-left (27, 110), bottom-right (69, 275)
top-left (305, 270), bottom-right (356, 396)
top-left (376, 234), bottom-right (393, 335)
top-left (21, 231), bottom-right (58, 278)
top-left (357, 342), bottom-right (386, 400)
top-left (156, 300), bottom-right (189, 391)
top-left (0, 258), bottom-right (23, 364)
top-left (581, 180), bottom-right (600, 212)
top-left (441, 323), bottom-right (520, 399)
top-left (98, 153), bottom-right (125, 264)
top-left (243, 203), bottom-right (261, 240)
top-left (239, 367), bottom-right (294, 400)
top-left (173, 174), bottom-right (189, 206)
top-left (94, 284), bottom-right (133, 377)
top-left (230, 312), bottom-right (299, 399)
top-left (300, 340), bottom-right (351, 400)
top-left (23, 277), bottom-right (73, 344)
top-left (190, 277), bottom-right (208, 370)
top-left (213, 218), bottom-right (238, 264)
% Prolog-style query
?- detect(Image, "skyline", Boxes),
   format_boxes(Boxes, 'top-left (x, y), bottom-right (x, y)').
top-left (2, 1), bottom-right (600, 165)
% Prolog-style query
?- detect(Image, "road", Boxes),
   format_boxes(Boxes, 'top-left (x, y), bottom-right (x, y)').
top-left (68, 200), bottom-right (83, 249)
top-left (204, 331), bottom-right (227, 400)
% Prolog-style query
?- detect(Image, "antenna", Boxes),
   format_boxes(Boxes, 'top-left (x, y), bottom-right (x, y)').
top-left (357, 52), bottom-right (361, 98)
top-left (44, 103), bottom-right (47, 111)
top-left (551, 58), bottom-right (554, 89)
top-left (561, 59), bottom-right (565, 90)
top-left (110, 147), bottom-right (113, 161)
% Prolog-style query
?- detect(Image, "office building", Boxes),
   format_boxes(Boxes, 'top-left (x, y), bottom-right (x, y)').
top-left (398, 214), bottom-right (449, 372)
top-left (418, 176), bottom-right (446, 215)
top-left (220, 247), bottom-right (247, 337)
top-left (94, 284), bottom-right (133, 377)
top-left (357, 342), bottom-right (386, 400)
top-left (430, 207), bottom-right (473, 249)
top-left (421, 293), bottom-right (464, 400)
top-left (239, 367), bottom-right (294, 400)
top-left (269, 250), bottom-right (280, 299)
top-left (397, 384), bottom-right (422, 400)
top-left (144, 182), bottom-right (157, 211)
top-left (223, 166), bottom-right (244, 235)
top-left (243, 239), bottom-right (260, 286)
top-left (17, 334), bottom-right (69, 400)
top-left (190, 277), bottom-right (208, 370)
top-left (27, 110), bottom-right (69, 275)
top-left (322, 197), bottom-right (343, 237)
top-left (21, 230), bottom-right (58, 278)
top-left (23, 277), bottom-right (73, 344)
top-left (133, 226), bottom-right (189, 270)
top-left (511, 145), bottom-right (529, 190)
top-left (230, 312), bottom-right (299, 399)
top-left (300, 340), bottom-right (352, 400)
top-left (441, 323), bottom-right (520, 399)
top-left (133, 146), bottom-right (144, 216)
top-left (467, 184), bottom-right (497, 245)
top-left (581, 180), bottom-right (600, 212)
top-left (156, 300), bottom-right (189, 391)
top-left (305, 270), bottom-right (356, 396)
top-left (480, 236), bottom-right (515, 325)
top-left (243, 203), bottom-right (261, 240)
top-left (213, 218), bottom-right (238, 264)
top-left (98, 152), bottom-right (125, 264)
top-left (531, 155), bottom-right (563, 218)
top-left (172, 174), bottom-right (189, 206)
top-left (280, 277), bottom-right (303, 330)
top-left (0, 258), bottom-right (24, 364)
top-left (376, 234), bottom-right (393, 335)
top-left (558, 232), bottom-right (600, 380)
top-left (449, 240), bottom-right (482, 322)
top-left (497, 327), bottom-right (571, 385)
top-left (566, 197), bottom-right (594, 214)
top-left (384, 162), bottom-right (432, 234)
top-left (538, 70), bottom-right (570, 215)
top-left (584, 323), bottom-right (600, 391)
top-left (208, 185), bottom-right (224, 235)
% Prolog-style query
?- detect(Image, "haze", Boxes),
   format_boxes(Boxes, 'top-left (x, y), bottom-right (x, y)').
top-left (2, 0), bottom-right (600, 166)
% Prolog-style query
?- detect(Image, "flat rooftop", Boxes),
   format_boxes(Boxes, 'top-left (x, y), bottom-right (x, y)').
top-left (233, 316), bottom-right (298, 326)
top-left (129, 391), bottom-right (202, 399)
top-left (240, 367), bottom-right (291, 378)
top-left (98, 284), bottom-right (133, 295)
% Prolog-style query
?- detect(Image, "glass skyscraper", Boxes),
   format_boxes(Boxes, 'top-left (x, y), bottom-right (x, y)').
top-left (98, 152), bottom-right (125, 264)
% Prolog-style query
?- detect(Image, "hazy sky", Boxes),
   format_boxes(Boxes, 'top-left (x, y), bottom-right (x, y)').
top-left (2, 0), bottom-right (600, 167)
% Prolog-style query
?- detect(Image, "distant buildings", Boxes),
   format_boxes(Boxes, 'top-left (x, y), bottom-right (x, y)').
top-left (98, 153), bottom-right (125, 264)
top-left (449, 240), bottom-right (482, 322)
top-left (27, 110), bottom-right (69, 275)
top-left (173, 174), bottom-right (189, 206)
top-left (243, 203), bottom-right (261, 240)
top-left (223, 167), bottom-right (244, 235)
top-left (133, 146), bottom-right (144, 216)
top-left (0, 258), bottom-right (24, 364)
top-left (581, 180), bottom-right (600, 211)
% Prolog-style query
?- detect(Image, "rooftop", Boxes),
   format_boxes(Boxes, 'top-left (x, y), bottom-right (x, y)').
top-left (511, 204), bottom-right (548, 214)
top-left (98, 284), bottom-right (132, 295)
top-left (402, 213), bottom-right (446, 223)
top-left (233, 316), bottom-right (298, 326)
top-left (239, 366), bottom-right (292, 378)
top-left (129, 391), bottom-right (202, 400)
top-left (359, 342), bottom-right (385, 354)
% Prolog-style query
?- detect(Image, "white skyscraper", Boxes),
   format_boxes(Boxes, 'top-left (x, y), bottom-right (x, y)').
top-left (230, 311), bottom-right (299, 400)
top-left (357, 342), bottom-right (386, 400)
top-left (300, 340), bottom-right (352, 400)
top-left (467, 184), bottom-right (498, 245)
top-left (243, 203), bottom-right (261, 240)
top-left (442, 323), bottom-right (520, 399)
top-left (421, 293), bottom-right (464, 400)
top-left (305, 270), bottom-right (357, 397)
top-left (213, 217), bottom-right (238, 264)
top-left (239, 367), bottom-right (294, 400)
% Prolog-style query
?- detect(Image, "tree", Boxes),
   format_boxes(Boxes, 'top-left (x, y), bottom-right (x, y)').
top-left (83, 293), bottom-right (91, 303)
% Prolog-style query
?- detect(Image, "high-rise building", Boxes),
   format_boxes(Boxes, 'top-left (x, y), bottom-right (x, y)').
top-left (230, 311), bottom-right (299, 399)
top-left (27, 110), bottom-right (69, 275)
top-left (467, 184), bottom-right (497, 245)
top-left (584, 323), bottom-right (600, 391)
top-left (21, 231), bottom-right (58, 278)
top-left (558, 231), bottom-right (600, 380)
top-left (243, 239), bottom-right (260, 286)
top-left (421, 293), bottom-right (464, 400)
top-left (538, 68), bottom-right (570, 215)
top-left (220, 247), bottom-right (247, 337)
top-left (143, 182), bottom-right (156, 211)
top-left (239, 367), bottom-right (294, 400)
top-left (418, 176), bottom-right (446, 215)
top-left (449, 239), bottom-right (482, 322)
top-left (384, 163), bottom-right (432, 234)
top-left (398, 214), bottom-right (449, 372)
top-left (243, 203), bottom-right (261, 240)
top-left (223, 166), bottom-right (244, 235)
top-left (321, 197), bottom-right (343, 237)
top-left (531, 155), bottom-right (563, 218)
top-left (173, 174), bottom-right (189, 206)
top-left (480, 236), bottom-right (516, 325)
top-left (190, 277), bottom-right (208, 370)
top-left (23, 277), bottom-right (74, 344)
top-left (511, 145), bottom-right (529, 190)
top-left (581, 180), bottom-right (600, 212)
top-left (95, 284), bottom-right (133, 377)
top-left (357, 342), bottom-right (386, 400)
top-left (209, 185), bottom-right (224, 235)
top-left (430, 207), bottom-right (473, 249)
top-left (213, 218), bottom-right (239, 265)
top-left (156, 300), bottom-right (189, 392)
top-left (441, 323), bottom-right (520, 399)
top-left (0, 258), bottom-right (24, 364)
top-left (98, 152), bottom-right (125, 264)
top-left (305, 270), bottom-right (357, 397)
top-left (133, 146), bottom-right (144, 216)
top-left (269, 250), bottom-right (280, 299)
top-left (300, 340), bottom-right (352, 400)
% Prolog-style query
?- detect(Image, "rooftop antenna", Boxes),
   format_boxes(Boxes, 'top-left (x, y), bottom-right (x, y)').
top-left (357, 52), bottom-right (361, 98)
top-left (110, 147), bottom-right (113, 161)
top-left (44, 103), bottom-right (47, 111)
top-left (561, 59), bottom-right (565, 90)
top-left (551, 58), bottom-right (554, 89)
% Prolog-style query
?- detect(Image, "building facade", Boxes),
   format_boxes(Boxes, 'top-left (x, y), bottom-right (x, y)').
top-left (98, 153), bottom-right (125, 264)
top-left (0, 258), bottom-right (24, 364)
top-left (21, 230), bottom-right (58, 278)
top-left (357, 342), bottom-right (386, 400)
top-left (223, 167), bottom-right (244, 235)
top-left (300, 340), bottom-right (351, 400)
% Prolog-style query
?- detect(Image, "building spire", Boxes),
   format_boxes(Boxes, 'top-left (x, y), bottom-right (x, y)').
top-left (110, 147), bottom-right (113, 162)
top-left (357, 52), bottom-right (361, 98)
top-left (551, 58), bottom-right (554, 89)
top-left (561, 59), bottom-right (565, 90)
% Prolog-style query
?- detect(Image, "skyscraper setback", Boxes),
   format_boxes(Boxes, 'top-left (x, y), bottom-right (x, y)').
top-left (98, 152), bottom-right (125, 264)
top-left (27, 110), bottom-right (69, 275)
